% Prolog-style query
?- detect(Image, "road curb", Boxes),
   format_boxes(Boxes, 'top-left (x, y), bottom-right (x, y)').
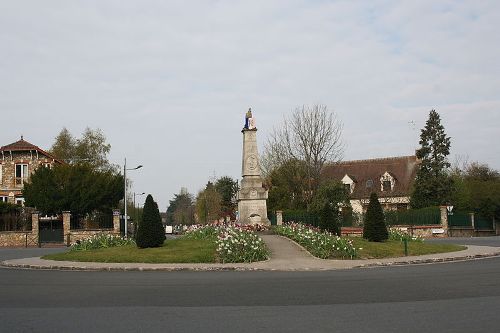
top-left (2, 250), bottom-right (500, 272)
top-left (353, 252), bottom-right (500, 268)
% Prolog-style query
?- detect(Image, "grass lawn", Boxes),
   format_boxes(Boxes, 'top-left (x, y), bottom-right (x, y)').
top-left (351, 238), bottom-right (466, 259)
top-left (43, 238), bottom-right (217, 263)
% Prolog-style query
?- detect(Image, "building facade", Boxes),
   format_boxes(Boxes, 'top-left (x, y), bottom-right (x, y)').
top-left (0, 137), bottom-right (63, 205)
top-left (322, 155), bottom-right (419, 214)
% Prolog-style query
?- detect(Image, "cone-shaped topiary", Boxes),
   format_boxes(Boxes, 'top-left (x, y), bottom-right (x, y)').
top-left (136, 194), bottom-right (166, 248)
top-left (363, 192), bottom-right (388, 242)
top-left (319, 202), bottom-right (341, 236)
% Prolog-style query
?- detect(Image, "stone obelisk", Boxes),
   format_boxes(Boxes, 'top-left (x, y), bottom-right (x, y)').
top-left (237, 108), bottom-right (269, 225)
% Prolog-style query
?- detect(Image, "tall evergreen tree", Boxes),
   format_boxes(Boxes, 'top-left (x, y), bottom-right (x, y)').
top-left (363, 192), bottom-right (388, 242)
top-left (411, 109), bottom-right (453, 208)
top-left (319, 202), bottom-right (341, 236)
top-left (136, 194), bottom-right (165, 248)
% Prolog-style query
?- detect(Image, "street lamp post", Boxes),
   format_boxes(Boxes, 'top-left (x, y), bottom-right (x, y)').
top-left (134, 192), bottom-right (146, 236)
top-left (124, 158), bottom-right (143, 239)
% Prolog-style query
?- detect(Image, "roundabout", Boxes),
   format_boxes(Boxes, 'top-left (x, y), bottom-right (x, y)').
top-left (1, 237), bottom-right (500, 332)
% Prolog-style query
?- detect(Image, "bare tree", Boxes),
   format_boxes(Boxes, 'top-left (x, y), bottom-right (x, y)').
top-left (262, 104), bottom-right (344, 180)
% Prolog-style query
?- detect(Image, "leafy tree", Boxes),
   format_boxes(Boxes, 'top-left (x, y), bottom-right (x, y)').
top-left (136, 194), bottom-right (165, 248)
top-left (262, 105), bottom-right (344, 207)
top-left (451, 162), bottom-right (500, 219)
top-left (23, 164), bottom-right (123, 217)
top-left (166, 192), bottom-right (195, 225)
top-left (267, 159), bottom-right (310, 211)
top-left (195, 182), bottom-right (222, 223)
top-left (411, 110), bottom-right (453, 208)
top-left (311, 180), bottom-right (349, 235)
top-left (319, 202), bottom-right (340, 236)
top-left (214, 176), bottom-right (239, 217)
top-left (50, 127), bottom-right (115, 171)
top-left (311, 180), bottom-right (349, 212)
top-left (465, 162), bottom-right (500, 181)
top-left (363, 192), bottom-right (388, 242)
top-left (50, 128), bottom-right (75, 162)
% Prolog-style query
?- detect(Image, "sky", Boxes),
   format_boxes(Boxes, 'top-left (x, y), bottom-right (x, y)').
top-left (1, 1), bottom-right (499, 210)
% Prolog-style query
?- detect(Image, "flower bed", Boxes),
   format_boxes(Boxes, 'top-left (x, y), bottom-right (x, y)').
top-left (388, 229), bottom-right (424, 243)
top-left (184, 223), bottom-right (269, 263)
top-left (275, 223), bottom-right (358, 259)
top-left (70, 233), bottom-right (135, 251)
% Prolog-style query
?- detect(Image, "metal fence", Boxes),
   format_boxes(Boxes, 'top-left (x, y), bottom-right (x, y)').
top-left (70, 211), bottom-right (114, 230)
top-left (385, 207), bottom-right (441, 226)
top-left (0, 211), bottom-right (32, 231)
top-left (474, 216), bottom-right (494, 230)
top-left (448, 212), bottom-right (472, 227)
top-left (283, 211), bottom-right (320, 227)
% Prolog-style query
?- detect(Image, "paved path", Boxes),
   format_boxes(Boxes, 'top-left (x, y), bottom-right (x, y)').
top-left (2, 235), bottom-right (500, 271)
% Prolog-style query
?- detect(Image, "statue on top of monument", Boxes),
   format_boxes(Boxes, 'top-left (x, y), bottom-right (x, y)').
top-left (244, 108), bottom-right (256, 130)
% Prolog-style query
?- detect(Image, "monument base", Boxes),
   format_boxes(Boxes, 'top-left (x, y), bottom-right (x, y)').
top-left (237, 199), bottom-right (269, 225)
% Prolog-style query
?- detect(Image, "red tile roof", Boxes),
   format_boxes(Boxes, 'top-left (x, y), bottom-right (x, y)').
top-left (322, 155), bottom-right (419, 199)
top-left (1, 137), bottom-right (64, 163)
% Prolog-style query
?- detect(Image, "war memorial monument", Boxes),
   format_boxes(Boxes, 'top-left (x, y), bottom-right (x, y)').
top-left (237, 109), bottom-right (270, 225)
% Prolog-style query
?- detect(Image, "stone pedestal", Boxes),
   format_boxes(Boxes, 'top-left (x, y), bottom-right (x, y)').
top-left (113, 209), bottom-right (121, 234)
top-left (237, 112), bottom-right (269, 225)
top-left (62, 211), bottom-right (71, 246)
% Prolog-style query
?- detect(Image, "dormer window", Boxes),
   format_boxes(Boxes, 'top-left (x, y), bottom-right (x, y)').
top-left (366, 179), bottom-right (373, 188)
top-left (380, 171), bottom-right (396, 192)
top-left (341, 174), bottom-right (356, 194)
top-left (382, 180), bottom-right (391, 191)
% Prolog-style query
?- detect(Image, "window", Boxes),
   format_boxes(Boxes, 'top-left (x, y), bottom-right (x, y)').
top-left (15, 198), bottom-right (25, 206)
top-left (382, 180), bottom-right (391, 192)
top-left (366, 179), bottom-right (373, 188)
top-left (0, 196), bottom-right (8, 203)
top-left (344, 183), bottom-right (351, 193)
top-left (15, 164), bottom-right (29, 186)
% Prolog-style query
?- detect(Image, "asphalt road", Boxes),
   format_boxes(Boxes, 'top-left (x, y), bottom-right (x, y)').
top-left (1, 239), bottom-right (499, 333)
top-left (428, 235), bottom-right (500, 247)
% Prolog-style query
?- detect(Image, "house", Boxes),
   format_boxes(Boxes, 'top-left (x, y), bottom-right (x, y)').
top-left (0, 136), bottom-right (63, 205)
top-left (322, 155), bottom-right (419, 214)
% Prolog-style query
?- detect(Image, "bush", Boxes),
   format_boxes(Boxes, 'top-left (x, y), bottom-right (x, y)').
top-left (216, 226), bottom-right (268, 263)
top-left (70, 233), bottom-right (135, 251)
top-left (136, 194), bottom-right (166, 248)
top-left (319, 202), bottom-right (340, 236)
top-left (275, 223), bottom-right (357, 259)
top-left (184, 223), bottom-right (269, 263)
top-left (363, 192), bottom-right (388, 242)
top-left (388, 229), bottom-right (423, 243)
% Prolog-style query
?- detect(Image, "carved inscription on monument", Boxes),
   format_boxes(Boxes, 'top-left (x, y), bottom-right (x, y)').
top-left (246, 154), bottom-right (258, 171)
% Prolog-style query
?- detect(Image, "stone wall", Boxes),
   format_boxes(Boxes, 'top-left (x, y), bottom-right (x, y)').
top-left (390, 225), bottom-right (447, 238)
top-left (67, 229), bottom-right (120, 246)
top-left (1, 150), bottom-right (58, 203)
top-left (0, 231), bottom-right (37, 247)
top-left (447, 227), bottom-right (495, 237)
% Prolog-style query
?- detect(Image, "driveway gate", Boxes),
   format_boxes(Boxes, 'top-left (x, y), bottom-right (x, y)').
top-left (39, 217), bottom-right (64, 243)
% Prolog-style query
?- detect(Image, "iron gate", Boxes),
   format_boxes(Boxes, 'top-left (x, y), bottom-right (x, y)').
top-left (39, 218), bottom-right (64, 243)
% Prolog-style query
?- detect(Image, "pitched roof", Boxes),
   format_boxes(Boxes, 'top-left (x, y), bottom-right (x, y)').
top-left (1, 137), bottom-right (63, 163)
top-left (322, 155), bottom-right (419, 199)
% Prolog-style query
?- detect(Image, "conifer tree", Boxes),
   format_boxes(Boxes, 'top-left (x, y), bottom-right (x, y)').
top-left (363, 192), bottom-right (388, 242)
top-left (136, 194), bottom-right (165, 248)
top-left (319, 202), bottom-right (341, 236)
top-left (411, 110), bottom-right (453, 208)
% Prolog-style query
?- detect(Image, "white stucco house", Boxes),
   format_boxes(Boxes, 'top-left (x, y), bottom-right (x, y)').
top-left (322, 155), bottom-right (420, 214)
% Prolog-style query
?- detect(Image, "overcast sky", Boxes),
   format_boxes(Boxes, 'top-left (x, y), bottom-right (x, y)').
top-left (1, 1), bottom-right (499, 209)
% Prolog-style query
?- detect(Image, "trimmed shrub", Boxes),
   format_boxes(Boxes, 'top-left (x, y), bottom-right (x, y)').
top-left (363, 192), bottom-right (388, 242)
top-left (136, 194), bottom-right (166, 248)
top-left (319, 202), bottom-right (341, 236)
